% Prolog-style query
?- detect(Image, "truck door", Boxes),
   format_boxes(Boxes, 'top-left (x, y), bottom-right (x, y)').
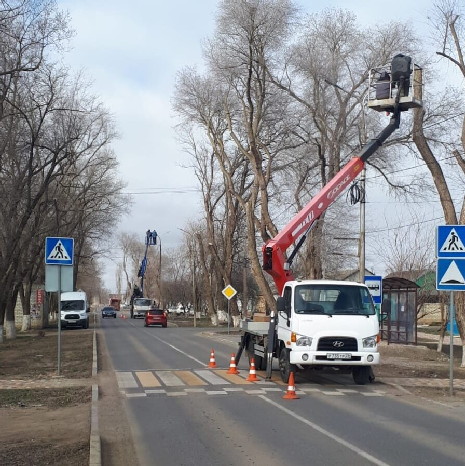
top-left (277, 286), bottom-right (292, 339)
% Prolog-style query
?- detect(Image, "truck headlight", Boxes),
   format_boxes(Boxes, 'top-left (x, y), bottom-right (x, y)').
top-left (362, 335), bottom-right (377, 348)
top-left (296, 336), bottom-right (312, 346)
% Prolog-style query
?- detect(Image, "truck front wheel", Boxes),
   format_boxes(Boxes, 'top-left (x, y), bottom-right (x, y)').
top-left (352, 366), bottom-right (374, 385)
top-left (279, 348), bottom-right (296, 383)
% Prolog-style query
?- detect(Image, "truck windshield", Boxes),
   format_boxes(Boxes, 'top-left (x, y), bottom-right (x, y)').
top-left (134, 299), bottom-right (152, 307)
top-left (294, 285), bottom-right (375, 316)
top-left (61, 300), bottom-right (85, 311)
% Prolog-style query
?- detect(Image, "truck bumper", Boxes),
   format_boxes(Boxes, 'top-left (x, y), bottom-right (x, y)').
top-left (61, 318), bottom-right (88, 328)
top-left (290, 350), bottom-right (380, 366)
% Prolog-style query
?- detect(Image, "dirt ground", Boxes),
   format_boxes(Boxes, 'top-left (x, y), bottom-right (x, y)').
top-left (0, 328), bottom-right (93, 465)
top-left (1, 324), bottom-right (465, 465)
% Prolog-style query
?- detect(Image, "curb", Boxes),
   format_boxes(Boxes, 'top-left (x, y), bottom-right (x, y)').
top-left (89, 384), bottom-right (100, 465)
top-left (89, 315), bottom-right (101, 466)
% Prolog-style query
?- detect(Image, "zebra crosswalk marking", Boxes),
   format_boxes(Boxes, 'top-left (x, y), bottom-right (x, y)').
top-left (176, 370), bottom-right (208, 386)
top-left (116, 372), bottom-right (139, 389)
top-left (215, 369), bottom-right (253, 384)
top-left (194, 369), bottom-right (231, 385)
top-left (114, 370), bottom-right (388, 398)
top-left (136, 371), bottom-right (161, 387)
top-left (156, 371), bottom-right (185, 386)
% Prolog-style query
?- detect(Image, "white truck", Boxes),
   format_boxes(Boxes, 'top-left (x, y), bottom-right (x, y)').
top-left (131, 297), bottom-right (154, 318)
top-left (239, 280), bottom-right (379, 385)
top-left (238, 55), bottom-right (421, 385)
top-left (60, 291), bottom-right (90, 329)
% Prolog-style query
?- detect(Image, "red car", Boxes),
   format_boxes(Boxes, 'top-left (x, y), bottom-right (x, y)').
top-left (144, 308), bottom-right (167, 328)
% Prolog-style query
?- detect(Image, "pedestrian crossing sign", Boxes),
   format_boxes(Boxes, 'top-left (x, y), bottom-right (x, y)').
top-left (45, 237), bottom-right (74, 265)
top-left (437, 226), bottom-right (465, 258)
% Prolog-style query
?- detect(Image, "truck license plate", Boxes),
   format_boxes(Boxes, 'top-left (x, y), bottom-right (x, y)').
top-left (326, 353), bottom-right (351, 359)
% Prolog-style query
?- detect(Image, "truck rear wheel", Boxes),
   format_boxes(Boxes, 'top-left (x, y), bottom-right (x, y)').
top-left (352, 366), bottom-right (374, 385)
top-left (279, 348), bottom-right (296, 383)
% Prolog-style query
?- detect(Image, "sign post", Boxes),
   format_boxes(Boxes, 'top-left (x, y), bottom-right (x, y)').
top-left (222, 285), bottom-right (237, 334)
top-left (45, 237), bottom-right (74, 376)
top-left (436, 225), bottom-right (465, 395)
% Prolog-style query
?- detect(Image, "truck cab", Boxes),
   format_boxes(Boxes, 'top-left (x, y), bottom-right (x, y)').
top-left (276, 280), bottom-right (379, 384)
top-left (131, 297), bottom-right (154, 318)
top-left (60, 291), bottom-right (90, 329)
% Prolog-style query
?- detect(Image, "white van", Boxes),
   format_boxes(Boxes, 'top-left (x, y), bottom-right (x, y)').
top-left (60, 291), bottom-right (90, 329)
top-left (131, 297), bottom-right (153, 318)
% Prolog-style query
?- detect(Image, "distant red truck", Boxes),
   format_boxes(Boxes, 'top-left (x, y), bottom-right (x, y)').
top-left (109, 297), bottom-right (121, 312)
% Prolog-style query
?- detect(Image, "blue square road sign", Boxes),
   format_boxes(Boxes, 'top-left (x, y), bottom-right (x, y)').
top-left (436, 258), bottom-right (465, 291)
top-left (45, 237), bottom-right (74, 265)
top-left (437, 226), bottom-right (465, 258)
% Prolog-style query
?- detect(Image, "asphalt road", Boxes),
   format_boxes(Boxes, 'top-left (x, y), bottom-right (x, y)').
top-left (100, 316), bottom-right (465, 466)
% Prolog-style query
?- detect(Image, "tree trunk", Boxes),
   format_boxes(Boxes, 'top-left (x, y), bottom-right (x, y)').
top-left (4, 320), bottom-right (15, 339)
top-left (21, 315), bottom-right (31, 332)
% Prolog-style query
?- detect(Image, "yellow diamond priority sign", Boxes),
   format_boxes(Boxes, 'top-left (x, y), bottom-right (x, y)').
top-left (222, 285), bottom-right (237, 300)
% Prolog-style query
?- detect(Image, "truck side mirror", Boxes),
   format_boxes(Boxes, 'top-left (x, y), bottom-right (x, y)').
top-left (276, 297), bottom-right (286, 313)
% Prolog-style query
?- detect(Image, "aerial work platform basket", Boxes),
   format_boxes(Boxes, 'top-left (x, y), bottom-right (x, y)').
top-left (367, 54), bottom-right (423, 113)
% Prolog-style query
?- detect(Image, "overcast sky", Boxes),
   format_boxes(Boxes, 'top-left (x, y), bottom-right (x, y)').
top-left (57, 0), bottom-right (446, 292)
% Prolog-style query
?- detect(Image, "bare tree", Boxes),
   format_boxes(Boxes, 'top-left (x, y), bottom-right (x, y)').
top-left (0, 59), bottom-right (124, 339)
top-left (413, 0), bottom-right (465, 364)
top-left (265, 8), bottom-right (421, 281)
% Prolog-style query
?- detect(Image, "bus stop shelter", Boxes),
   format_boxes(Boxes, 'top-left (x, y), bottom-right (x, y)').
top-left (380, 277), bottom-right (419, 344)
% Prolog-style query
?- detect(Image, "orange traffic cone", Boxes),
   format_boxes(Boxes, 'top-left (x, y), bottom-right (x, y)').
top-left (208, 349), bottom-right (217, 368)
top-left (246, 358), bottom-right (259, 382)
top-left (282, 371), bottom-right (299, 399)
top-left (226, 353), bottom-right (239, 374)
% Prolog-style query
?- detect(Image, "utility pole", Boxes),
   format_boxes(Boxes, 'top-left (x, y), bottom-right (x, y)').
top-left (242, 257), bottom-right (248, 318)
top-left (359, 167), bottom-right (366, 284)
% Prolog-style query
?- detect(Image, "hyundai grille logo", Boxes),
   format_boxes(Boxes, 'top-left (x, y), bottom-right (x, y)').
top-left (332, 341), bottom-right (344, 348)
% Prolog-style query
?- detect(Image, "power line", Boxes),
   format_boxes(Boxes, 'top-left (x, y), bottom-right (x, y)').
top-left (123, 186), bottom-right (199, 195)
top-left (366, 215), bottom-right (444, 234)
top-left (366, 152), bottom-right (458, 181)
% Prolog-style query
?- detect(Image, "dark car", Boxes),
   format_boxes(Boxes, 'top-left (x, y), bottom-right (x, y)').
top-left (101, 306), bottom-right (117, 318)
top-left (144, 308), bottom-right (167, 328)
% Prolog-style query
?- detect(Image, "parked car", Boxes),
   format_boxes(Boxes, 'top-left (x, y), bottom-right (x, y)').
top-left (144, 308), bottom-right (167, 328)
top-left (101, 306), bottom-right (117, 318)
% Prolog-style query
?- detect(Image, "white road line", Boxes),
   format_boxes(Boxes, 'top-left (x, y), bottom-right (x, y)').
top-left (139, 330), bottom-right (206, 366)
top-left (260, 396), bottom-right (390, 466)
